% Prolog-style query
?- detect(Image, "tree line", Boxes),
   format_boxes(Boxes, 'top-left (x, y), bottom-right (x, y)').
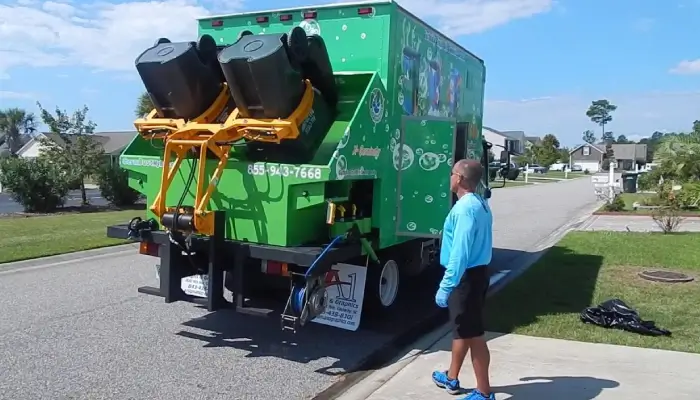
top-left (0, 105), bottom-right (139, 213)
top-left (581, 98), bottom-right (700, 164)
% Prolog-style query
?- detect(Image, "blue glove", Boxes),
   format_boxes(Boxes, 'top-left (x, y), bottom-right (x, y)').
top-left (435, 288), bottom-right (451, 308)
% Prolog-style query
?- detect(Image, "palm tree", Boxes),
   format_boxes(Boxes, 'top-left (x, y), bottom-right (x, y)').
top-left (653, 124), bottom-right (700, 182)
top-left (135, 92), bottom-right (154, 118)
top-left (0, 108), bottom-right (37, 156)
top-left (654, 131), bottom-right (700, 162)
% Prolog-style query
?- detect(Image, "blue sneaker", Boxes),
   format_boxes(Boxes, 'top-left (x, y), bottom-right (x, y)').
top-left (461, 389), bottom-right (495, 400)
top-left (431, 370), bottom-right (462, 395)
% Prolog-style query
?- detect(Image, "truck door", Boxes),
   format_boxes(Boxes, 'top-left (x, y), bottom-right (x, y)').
top-left (395, 116), bottom-right (457, 238)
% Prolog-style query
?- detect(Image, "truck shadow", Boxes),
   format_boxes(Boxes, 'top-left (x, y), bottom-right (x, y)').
top-left (484, 246), bottom-right (604, 336)
top-left (174, 246), bottom-right (578, 377)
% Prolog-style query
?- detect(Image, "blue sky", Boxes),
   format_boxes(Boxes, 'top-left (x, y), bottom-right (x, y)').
top-left (1, 0), bottom-right (699, 146)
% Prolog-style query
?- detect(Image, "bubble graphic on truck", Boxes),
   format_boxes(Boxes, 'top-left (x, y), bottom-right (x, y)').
top-left (299, 19), bottom-right (321, 35)
top-left (393, 143), bottom-right (415, 171)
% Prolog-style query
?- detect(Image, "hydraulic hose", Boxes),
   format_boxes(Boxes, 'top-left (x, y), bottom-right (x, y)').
top-left (290, 235), bottom-right (345, 315)
top-left (305, 235), bottom-right (344, 278)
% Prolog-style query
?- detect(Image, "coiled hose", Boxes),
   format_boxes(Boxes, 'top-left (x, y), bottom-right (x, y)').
top-left (291, 235), bottom-right (344, 315)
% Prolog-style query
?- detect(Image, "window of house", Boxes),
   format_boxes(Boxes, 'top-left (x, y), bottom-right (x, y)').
top-left (583, 146), bottom-right (590, 156)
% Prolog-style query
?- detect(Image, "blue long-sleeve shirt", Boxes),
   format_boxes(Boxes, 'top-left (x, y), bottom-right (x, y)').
top-left (439, 192), bottom-right (493, 291)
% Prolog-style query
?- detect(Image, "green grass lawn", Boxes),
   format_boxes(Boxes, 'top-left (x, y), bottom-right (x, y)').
top-left (0, 210), bottom-right (134, 263)
top-left (544, 171), bottom-right (587, 179)
top-left (515, 176), bottom-right (556, 184)
top-left (486, 231), bottom-right (700, 353)
top-left (598, 193), bottom-right (700, 215)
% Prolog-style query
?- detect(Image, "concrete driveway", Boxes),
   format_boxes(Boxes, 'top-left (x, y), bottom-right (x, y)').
top-left (0, 178), bottom-right (602, 400)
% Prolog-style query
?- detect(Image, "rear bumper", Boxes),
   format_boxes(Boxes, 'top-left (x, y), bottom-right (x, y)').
top-left (106, 223), bottom-right (362, 267)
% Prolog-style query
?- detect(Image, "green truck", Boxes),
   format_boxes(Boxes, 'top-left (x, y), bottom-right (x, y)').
top-left (107, 0), bottom-right (511, 333)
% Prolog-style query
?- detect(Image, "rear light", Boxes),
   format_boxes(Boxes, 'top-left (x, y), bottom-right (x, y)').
top-left (261, 260), bottom-right (289, 276)
top-left (303, 11), bottom-right (317, 19)
top-left (357, 7), bottom-right (374, 15)
top-left (211, 19), bottom-right (223, 27)
top-left (139, 242), bottom-right (159, 257)
top-left (256, 15), bottom-right (269, 23)
top-left (279, 14), bottom-right (293, 21)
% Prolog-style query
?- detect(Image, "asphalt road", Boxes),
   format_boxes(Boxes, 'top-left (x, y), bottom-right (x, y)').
top-left (0, 177), bottom-right (600, 400)
top-left (0, 189), bottom-right (108, 214)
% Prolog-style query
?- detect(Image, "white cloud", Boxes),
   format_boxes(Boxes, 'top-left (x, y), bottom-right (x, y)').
top-left (484, 91), bottom-right (700, 146)
top-left (397, 0), bottom-right (554, 36)
top-left (0, 91), bottom-right (41, 100)
top-left (0, 0), bottom-right (244, 77)
top-left (669, 59), bottom-right (700, 75)
top-left (0, 0), bottom-right (554, 78)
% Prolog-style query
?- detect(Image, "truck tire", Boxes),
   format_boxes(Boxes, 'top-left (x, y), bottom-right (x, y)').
top-left (363, 258), bottom-right (402, 315)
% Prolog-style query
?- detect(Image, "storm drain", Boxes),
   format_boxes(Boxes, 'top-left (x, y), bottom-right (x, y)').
top-left (638, 270), bottom-right (695, 283)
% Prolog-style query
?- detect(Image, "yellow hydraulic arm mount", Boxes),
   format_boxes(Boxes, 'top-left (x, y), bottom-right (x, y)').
top-left (137, 80), bottom-right (316, 236)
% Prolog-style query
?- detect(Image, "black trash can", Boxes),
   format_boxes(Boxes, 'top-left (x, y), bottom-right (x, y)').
top-left (622, 172), bottom-right (638, 193)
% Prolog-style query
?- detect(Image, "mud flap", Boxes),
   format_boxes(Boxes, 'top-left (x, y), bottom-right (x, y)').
top-left (312, 263), bottom-right (367, 331)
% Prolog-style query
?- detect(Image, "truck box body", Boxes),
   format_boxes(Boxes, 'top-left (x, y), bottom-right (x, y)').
top-left (119, 1), bottom-right (487, 249)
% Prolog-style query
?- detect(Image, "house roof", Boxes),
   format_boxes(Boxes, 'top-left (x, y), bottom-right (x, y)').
top-left (525, 136), bottom-right (541, 144)
top-left (0, 133), bottom-right (33, 153)
top-left (17, 131), bottom-right (137, 156)
top-left (607, 143), bottom-right (647, 160)
top-left (483, 126), bottom-right (526, 140)
top-left (569, 142), bottom-right (648, 160)
top-left (569, 143), bottom-right (605, 154)
top-left (501, 130), bottom-right (526, 141)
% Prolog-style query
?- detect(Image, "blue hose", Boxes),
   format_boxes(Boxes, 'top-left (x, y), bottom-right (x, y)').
top-left (291, 235), bottom-right (344, 315)
top-left (292, 285), bottom-right (307, 315)
top-left (304, 235), bottom-right (344, 278)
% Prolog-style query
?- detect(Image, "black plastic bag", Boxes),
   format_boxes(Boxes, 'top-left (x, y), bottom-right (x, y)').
top-left (580, 298), bottom-right (672, 337)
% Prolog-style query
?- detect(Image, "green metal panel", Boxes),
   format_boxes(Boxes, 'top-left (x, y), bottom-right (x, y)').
top-left (198, 2), bottom-right (392, 81)
top-left (395, 116), bottom-right (456, 237)
top-left (371, 5), bottom-right (486, 246)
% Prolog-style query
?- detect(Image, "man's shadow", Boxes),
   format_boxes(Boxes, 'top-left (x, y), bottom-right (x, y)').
top-left (492, 376), bottom-right (619, 399)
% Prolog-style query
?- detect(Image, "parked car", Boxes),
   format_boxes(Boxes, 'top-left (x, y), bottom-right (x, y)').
top-left (549, 163), bottom-right (569, 171)
top-left (522, 164), bottom-right (548, 174)
top-left (571, 164), bottom-right (583, 172)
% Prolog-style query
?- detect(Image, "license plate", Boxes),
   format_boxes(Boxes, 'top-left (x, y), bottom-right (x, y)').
top-left (154, 264), bottom-right (209, 298)
top-left (181, 275), bottom-right (209, 298)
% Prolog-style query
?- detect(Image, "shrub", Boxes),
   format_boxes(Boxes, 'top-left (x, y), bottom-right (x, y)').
top-left (96, 163), bottom-right (142, 207)
top-left (637, 169), bottom-right (662, 191)
top-left (677, 183), bottom-right (700, 209)
top-left (652, 207), bottom-right (684, 234)
top-left (603, 194), bottom-right (625, 212)
top-left (0, 157), bottom-right (70, 212)
top-left (584, 169), bottom-right (590, 175)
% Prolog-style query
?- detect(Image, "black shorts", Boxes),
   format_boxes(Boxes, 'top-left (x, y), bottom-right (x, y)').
top-left (447, 265), bottom-right (490, 339)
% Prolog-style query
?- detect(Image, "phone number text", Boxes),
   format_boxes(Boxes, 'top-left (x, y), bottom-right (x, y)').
top-left (247, 164), bottom-right (322, 180)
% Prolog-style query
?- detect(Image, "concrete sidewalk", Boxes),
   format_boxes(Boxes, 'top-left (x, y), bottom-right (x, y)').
top-left (337, 327), bottom-right (700, 399)
top-left (579, 214), bottom-right (700, 232)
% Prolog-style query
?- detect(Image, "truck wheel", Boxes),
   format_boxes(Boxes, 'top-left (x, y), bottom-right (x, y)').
top-left (364, 259), bottom-right (401, 314)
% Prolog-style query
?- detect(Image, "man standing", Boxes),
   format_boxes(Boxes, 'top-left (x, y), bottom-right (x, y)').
top-left (432, 159), bottom-right (494, 400)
